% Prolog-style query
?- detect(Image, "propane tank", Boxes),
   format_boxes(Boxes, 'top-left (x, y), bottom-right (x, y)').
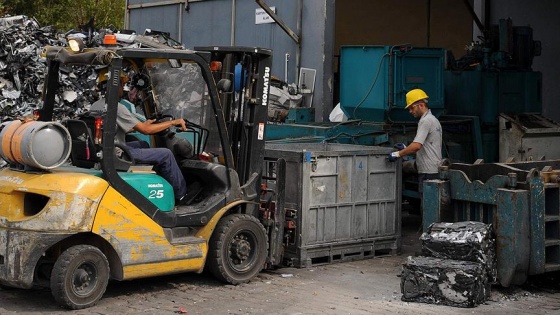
top-left (0, 120), bottom-right (72, 170)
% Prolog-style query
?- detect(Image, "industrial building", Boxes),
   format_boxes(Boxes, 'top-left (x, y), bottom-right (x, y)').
top-left (125, 0), bottom-right (560, 124)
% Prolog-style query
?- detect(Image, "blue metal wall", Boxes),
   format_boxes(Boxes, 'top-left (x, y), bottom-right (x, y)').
top-left (127, 1), bottom-right (185, 40)
top-left (126, 0), bottom-right (335, 121)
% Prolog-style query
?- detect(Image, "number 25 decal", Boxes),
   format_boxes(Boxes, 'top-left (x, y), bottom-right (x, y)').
top-left (149, 190), bottom-right (164, 199)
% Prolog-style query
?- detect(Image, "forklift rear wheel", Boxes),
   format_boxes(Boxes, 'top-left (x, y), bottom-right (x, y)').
top-left (50, 245), bottom-right (110, 310)
top-left (208, 214), bottom-right (268, 284)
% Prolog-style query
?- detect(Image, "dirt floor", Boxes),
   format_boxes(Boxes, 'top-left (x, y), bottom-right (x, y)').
top-left (1, 212), bottom-right (560, 314)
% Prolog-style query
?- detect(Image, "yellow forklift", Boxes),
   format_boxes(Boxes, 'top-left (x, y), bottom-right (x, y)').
top-left (0, 42), bottom-right (285, 309)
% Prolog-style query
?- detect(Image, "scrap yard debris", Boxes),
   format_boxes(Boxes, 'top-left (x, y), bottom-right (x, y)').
top-left (0, 15), bottom-right (182, 123)
top-left (0, 15), bottom-right (64, 120)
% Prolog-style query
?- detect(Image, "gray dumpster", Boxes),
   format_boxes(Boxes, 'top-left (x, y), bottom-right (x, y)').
top-left (264, 143), bottom-right (401, 267)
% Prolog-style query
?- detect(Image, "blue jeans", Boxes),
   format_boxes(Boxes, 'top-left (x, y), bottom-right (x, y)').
top-left (126, 141), bottom-right (187, 199)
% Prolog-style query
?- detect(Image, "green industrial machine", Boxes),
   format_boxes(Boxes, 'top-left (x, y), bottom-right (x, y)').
top-left (444, 18), bottom-right (543, 163)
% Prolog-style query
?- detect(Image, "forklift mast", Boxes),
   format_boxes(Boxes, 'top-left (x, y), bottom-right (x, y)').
top-left (195, 46), bottom-right (273, 186)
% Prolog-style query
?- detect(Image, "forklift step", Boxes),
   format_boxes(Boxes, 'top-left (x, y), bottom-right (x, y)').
top-left (164, 227), bottom-right (205, 245)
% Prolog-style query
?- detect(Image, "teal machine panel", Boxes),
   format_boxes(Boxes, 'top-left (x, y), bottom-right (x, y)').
top-left (339, 45), bottom-right (445, 122)
top-left (59, 167), bottom-right (175, 212)
top-left (444, 70), bottom-right (542, 163)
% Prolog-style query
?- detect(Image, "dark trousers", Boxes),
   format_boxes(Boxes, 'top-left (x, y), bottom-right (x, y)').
top-left (127, 140), bottom-right (187, 199)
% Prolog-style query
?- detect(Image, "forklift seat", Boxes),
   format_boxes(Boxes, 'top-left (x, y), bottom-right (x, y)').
top-left (64, 119), bottom-right (134, 171)
top-left (64, 119), bottom-right (99, 169)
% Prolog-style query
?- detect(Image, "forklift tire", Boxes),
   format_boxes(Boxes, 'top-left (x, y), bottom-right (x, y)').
top-left (208, 214), bottom-right (268, 284)
top-left (50, 245), bottom-right (110, 310)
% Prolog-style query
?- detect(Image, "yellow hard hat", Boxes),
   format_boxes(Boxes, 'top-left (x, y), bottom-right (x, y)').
top-left (405, 89), bottom-right (429, 108)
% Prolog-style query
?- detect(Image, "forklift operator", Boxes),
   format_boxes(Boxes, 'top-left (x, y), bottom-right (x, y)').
top-left (115, 76), bottom-right (190, 206)
top-left (387, 88), bottom-right (442, 200)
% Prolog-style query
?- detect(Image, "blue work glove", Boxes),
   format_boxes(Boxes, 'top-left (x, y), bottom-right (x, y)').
top-left (394, 143), bottom-right (407, 151)
top-left (387, 152), bottom-right (399, 162)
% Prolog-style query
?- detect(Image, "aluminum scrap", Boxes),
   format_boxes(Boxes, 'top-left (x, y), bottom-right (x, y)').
top-left (401, 256), bottom-right (488, 308)
top-left (0, 15), bottom-right (66, 121)
top-left (0, 15), bottom-right (183, 123)
top-left (420, 221), bottom-right (497, 284)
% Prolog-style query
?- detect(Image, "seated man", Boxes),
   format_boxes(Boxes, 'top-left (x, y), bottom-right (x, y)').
top-left (116, 97), bottom-right (190, 206)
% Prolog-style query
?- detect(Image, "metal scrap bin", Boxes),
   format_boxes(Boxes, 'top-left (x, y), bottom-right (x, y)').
top-left (264, 143), bottom-right (401, 267)
top-left (423, 159), bottom-right (560, 287)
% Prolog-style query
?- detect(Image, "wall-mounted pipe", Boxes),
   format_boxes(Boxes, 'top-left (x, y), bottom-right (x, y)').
top-left (177, 1), bottom-right (184, 42)
top-left (427, 0), bottom-right (431, 47)
top-left (285, 53), bottom-right (290, 82)
top-left (296, 0), bottom-right (302, 87)
top-left (231, 0), bottom-right (236, 45)
top-left (124, 0), bottom-right (130, 29)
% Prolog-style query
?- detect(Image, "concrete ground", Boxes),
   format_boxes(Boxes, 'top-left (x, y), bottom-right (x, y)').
top-left (1, 213), bottom-right (559, 315)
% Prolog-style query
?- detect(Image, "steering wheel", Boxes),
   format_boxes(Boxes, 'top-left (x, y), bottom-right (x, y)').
top-left (149, 114), bottom-right (176, 136)
top-left (149, 113), bottom-right (174, 121)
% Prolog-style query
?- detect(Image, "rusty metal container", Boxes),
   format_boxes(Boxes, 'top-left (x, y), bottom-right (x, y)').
top-left (423, 159), bottom-right (560, 287)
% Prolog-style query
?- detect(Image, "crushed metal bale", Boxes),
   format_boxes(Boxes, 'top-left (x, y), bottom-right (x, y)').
top-left (401, 256), bottom-right (489, 308)
top-left (420, 221), bottom-right (497, 284)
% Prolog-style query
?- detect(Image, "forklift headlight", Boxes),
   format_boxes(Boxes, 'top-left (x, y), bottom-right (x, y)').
top-left (68, 38), bottom-right (85, 52)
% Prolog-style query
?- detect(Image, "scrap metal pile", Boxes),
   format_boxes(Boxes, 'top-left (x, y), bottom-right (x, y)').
top-left (0, 15), bottom-right (182, 123)
top-left (0, 15), bottom-right (64, 121)
top-left (401, 221), bottom-right (496, 308)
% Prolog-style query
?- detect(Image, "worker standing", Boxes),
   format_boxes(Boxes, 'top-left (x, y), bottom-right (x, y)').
top-left (388, 89), bottom-right (442, 206)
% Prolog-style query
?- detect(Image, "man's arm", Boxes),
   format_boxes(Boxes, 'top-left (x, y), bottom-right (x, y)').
top-left (398, 142), bottom-right (422, 157)
top-left (398, 119), bottom-right (428, 157)
top-left (133, 118), bottom-right (187, 135)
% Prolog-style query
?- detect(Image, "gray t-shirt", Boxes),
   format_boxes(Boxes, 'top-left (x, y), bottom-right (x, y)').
top-left (413, 109), bottom-right (442, 174)
top-left (116, 102), bottom-right (140, 144)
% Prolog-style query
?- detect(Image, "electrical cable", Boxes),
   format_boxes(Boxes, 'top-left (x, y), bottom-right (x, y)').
top-left (351, 52), bottom-right (389, 119)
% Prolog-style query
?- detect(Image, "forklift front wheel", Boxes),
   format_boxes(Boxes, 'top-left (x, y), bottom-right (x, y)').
top-left (208, 214), bottom-right (268, 284)
top-left (50, 245), bottom-right (110, 310)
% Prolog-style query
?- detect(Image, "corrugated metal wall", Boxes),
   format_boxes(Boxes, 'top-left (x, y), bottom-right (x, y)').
top-left (127, 0), bottom-right (332, 121)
